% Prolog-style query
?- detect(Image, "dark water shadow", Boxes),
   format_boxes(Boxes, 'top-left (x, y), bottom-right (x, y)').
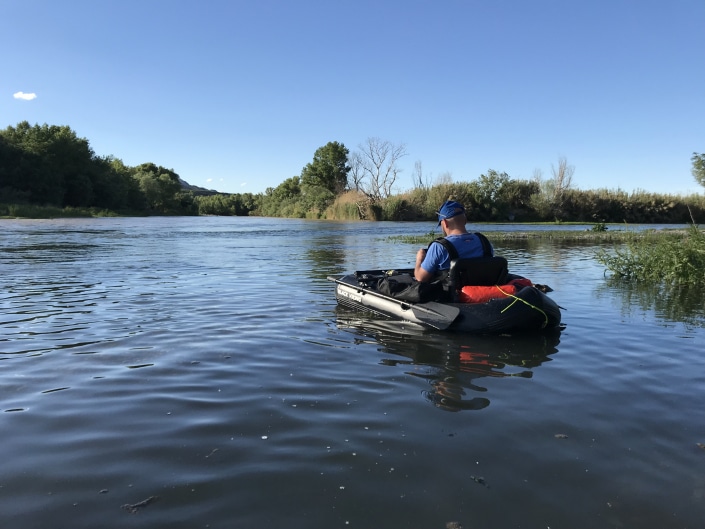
top-left (335, 308), bottom-right (560, 412)
top-left (597, 278), bottom-right (705, 329)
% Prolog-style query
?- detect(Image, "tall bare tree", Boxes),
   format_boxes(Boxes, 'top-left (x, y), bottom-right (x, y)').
top-left (551, 156), bottom-right (574, 203)
top-left (355, 137), bottom-right (408, 202)
top-left (412, 160), bottom-right (429, 190)
top-left (348, 151), bottom-right (365, 192)
top-left (529, 159), bottom-right (575, 220)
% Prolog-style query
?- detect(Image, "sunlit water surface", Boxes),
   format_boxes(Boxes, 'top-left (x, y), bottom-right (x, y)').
top-left (1, 217), bottom-right (704, 529)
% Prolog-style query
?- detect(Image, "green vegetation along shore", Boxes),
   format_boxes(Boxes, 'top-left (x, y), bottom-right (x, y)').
top-left (2, 121), bottom-right (705, 224)
top-left (595, 224), bottom-right (705, 284)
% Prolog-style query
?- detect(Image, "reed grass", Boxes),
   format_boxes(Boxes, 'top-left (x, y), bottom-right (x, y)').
top-left (0, 203), bottom-right (103, 218)
top-left (387, 227), bottom-right (666, 245)
top-left (596, 224), bottom-right (705, 284)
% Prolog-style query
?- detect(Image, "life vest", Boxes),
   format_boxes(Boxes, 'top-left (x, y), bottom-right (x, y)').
top-left (430, 234), bottom-right (534, 304)
top-left (428, 233), bottom-right (494, 300)
top-left (429, 232), bottom-right (493, 261)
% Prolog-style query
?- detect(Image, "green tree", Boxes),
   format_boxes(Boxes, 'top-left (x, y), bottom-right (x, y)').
top-left (470, 169), bottom-right (511, 219)
top-left (0, 134), bottom-right (28, 202)
top-left (692, 152), bottom-right (705, 188)
top-left (50, 126), bottom-right (96, 207)
top-left (259, 176), bottom-right (305, 217)
top-left (0, 121), bottom-right (104, 207)
top-left (300, 185), bottom-right (334, 217)
top-left (0, 122), bottom-right (73, 205)
top-left (89, 156), bottom-right (132, 210)
top-left (132, 163), bottom-right (182, 213)
top-left (300, 141), bottom-right (350, 196)
top-left (274, 175), bottom-right (302, 199)
top-left (195, 193), bottom-right (252, 215)
top-left (502, 178), bottom-right (540, 220)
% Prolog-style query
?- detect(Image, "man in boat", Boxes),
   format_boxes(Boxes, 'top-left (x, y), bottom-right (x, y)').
top-left (414, 200), bottom-right (494, 283)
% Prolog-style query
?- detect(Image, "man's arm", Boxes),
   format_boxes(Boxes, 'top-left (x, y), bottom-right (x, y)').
top-left (414, 248), bottom-right (434, 282)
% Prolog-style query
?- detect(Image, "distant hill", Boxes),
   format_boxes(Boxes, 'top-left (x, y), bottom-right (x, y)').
top-left (179, 178), bottom-right (223, 196)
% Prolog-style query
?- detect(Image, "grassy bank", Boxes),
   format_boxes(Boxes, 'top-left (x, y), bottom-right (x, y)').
top-left (0, 203), bottom-right (122, 218)
top-left (388, 227), bottom-right (690, 245)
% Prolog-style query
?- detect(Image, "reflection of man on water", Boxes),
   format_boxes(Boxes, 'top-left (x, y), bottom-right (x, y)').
top-left (424, 378), bottom-right (490, 412)
top-left (409, 346), bottom-right (550, 412)
top-left (335, 312), bottom-right (559, 412)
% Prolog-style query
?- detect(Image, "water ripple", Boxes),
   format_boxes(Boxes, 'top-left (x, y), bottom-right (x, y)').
top-left (1, 217), bottom-right (704, 528)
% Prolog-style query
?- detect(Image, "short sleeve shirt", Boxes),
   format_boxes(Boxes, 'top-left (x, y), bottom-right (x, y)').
top-left (420, 233), bottom-right (493, 275)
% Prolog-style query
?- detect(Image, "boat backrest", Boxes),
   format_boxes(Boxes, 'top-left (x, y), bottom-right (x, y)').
top-left (448, 257), bottom-right (509, 301)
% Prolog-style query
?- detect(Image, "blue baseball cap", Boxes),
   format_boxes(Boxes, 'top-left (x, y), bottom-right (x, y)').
top-left (436, 200), bottom-right (465, 225)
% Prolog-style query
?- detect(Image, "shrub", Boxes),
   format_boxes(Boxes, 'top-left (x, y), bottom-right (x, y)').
top-left (596, 225), bottom-right (705, 284)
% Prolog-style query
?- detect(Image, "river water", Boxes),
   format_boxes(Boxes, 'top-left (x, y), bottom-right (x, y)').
top-left (1, 216), bottom-right (704, 529)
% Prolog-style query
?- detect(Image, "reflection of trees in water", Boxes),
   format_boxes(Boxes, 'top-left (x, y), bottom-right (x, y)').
top-left (305, 237), bottom-right (348, 279)
top-left (305, 233), bottom-right (415, 280)
top-left (336, 308), bottom-right (560, 412)
top-left (597, 279), bottom-right (705, 329)
top-left (495, 239), bottom-right (604, 277)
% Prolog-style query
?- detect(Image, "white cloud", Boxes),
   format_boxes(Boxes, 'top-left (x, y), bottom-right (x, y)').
top-left (13, 91), bottom-right (37, 101)
top-left (206, 178), bottom-right (213, 183)
top-left (240, 182), bottom-right (247, 187)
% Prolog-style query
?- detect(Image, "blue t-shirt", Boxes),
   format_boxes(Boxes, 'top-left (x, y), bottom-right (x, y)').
top-left (420, 233), bottom-right (493, 275)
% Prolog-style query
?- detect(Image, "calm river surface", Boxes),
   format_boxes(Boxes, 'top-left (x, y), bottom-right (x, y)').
top-left (1, 216), bottom-right (704, 529)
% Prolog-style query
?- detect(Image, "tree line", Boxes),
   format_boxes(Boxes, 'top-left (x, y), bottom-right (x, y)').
top-left (251, 139), bottom-right (705, 224)
top-left (0, 121), bottom-right (199, 214)
top-left (2, 121), bottom-right (704, 223)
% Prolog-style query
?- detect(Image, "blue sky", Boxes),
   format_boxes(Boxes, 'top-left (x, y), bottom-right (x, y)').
top-left (2, 0), bottom-right (704, 196)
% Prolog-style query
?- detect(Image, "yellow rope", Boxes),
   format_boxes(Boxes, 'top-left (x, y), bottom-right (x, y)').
top-left (496, 285), bottom-right (549, 327)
